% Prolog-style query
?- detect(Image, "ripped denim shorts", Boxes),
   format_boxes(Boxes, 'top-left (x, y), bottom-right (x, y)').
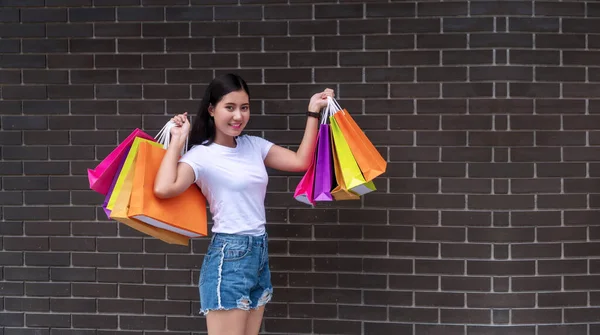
top-left (198, 232), bottom-right (273, 315)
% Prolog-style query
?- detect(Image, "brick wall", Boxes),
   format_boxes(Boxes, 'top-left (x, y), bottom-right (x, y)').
top-left (1, 1), bottom-right (599, 334)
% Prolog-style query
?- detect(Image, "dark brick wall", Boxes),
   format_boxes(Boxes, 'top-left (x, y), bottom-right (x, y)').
top-left (1, 1), bottom-right (599, 334)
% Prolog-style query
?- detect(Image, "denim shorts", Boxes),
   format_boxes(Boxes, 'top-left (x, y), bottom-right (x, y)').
top-left (198, 232), bottom-right (273, 315)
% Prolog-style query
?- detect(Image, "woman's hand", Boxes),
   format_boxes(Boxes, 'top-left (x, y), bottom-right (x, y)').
top-left (308, 88), bottom-right (335, 113)
top-left (169, 112), bottom-right (190, 139)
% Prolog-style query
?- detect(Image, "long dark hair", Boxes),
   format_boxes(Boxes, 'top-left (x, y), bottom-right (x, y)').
top-left (188, 73), bottom-right (250, 148)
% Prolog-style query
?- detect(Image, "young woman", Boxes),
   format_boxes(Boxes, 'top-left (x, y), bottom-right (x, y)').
top-left (153, 73), bottom-right (334, 335)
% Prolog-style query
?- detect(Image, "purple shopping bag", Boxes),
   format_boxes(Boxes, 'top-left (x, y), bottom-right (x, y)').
top-left (87, 128), bottom-right (155, 195)
top-left (313, 122), bottom-right (333, 201)
top-left (101, 146), bottom-right (130, 219)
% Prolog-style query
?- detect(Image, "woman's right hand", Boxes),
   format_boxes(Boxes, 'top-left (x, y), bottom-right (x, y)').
top-left (170, 112), bottom-right (190, 139)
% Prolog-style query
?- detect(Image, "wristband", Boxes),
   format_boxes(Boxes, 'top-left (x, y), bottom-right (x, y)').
top-left (306, 111), bottom-right (320, 119)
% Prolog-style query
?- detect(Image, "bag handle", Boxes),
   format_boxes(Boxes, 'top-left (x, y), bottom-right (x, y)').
top-left (327, 96), bottom-right (343, 114)
top-left (326, 96), bottom-right (342, 123)
top-left (155, 120), bottom-right (188, 156)
top-left (320, 100), bottom-right (331, 125)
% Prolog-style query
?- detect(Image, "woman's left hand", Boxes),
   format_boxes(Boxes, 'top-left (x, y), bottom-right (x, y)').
top-left (308, 88), bottom-right (335, 113)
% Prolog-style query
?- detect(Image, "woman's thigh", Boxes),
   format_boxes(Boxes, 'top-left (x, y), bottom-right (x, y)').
top-left (206, 309), bottom-right (249, 335)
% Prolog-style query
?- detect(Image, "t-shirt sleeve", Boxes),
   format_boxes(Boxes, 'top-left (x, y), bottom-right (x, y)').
top-left (178, 146), bottom-right (203, 183)
top-left (249, 135), bottom-right (274, 160)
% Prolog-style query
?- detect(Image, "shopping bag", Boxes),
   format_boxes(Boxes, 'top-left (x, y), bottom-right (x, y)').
top-left (127, 140), bottom-right (208, 238)
top-left (330, 97), bottom-right (387, 181)
top-left (329, 125), bottom-right (360, 201)
top-left (87, 128), bottom-right (155, 195)
top-left (313, 108), bottom-right (333, 202)
top-left (109, 143), bottom-right (190, 246)
top-left (105, 137), bottom-right (162, 212)
top-left (101, 147), bottom-right (129, 219)
top-left (293, 136), bottom-right (318, 206)
top-left (329, 113), bottom-right (376, 196)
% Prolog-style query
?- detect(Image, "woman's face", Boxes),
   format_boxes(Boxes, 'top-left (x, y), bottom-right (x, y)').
top-left (210, 89), bottom-right (250, 145)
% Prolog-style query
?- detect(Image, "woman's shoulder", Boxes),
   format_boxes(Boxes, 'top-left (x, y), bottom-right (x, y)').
top-left (238, 134), bottom-right (272, 145)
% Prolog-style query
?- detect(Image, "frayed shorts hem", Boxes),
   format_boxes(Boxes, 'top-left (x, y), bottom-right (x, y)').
top-left (199, 289), bottom-right (273, 316)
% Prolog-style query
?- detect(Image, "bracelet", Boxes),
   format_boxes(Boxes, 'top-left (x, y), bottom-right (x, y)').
top-left (306, 111), bottom-right (320, 119)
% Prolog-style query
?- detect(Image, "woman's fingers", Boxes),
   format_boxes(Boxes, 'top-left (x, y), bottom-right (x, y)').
top-left (173, 112), bottom-right (189, 126)
top-left (323, 88), bottom-right (335, 98)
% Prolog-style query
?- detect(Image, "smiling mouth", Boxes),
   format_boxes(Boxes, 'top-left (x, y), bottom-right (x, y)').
top-left (230, 123), bottom-right (242, 129)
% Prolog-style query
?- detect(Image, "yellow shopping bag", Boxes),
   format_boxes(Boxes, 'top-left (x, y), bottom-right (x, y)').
top-left (329, 115), bottom-right (376, 196)
top-left (109, 141), bottom-right (190, 246)
top-left (106, 137), bottom-right (163, 211)
top-left (329, 126), bottom-right (359, 201)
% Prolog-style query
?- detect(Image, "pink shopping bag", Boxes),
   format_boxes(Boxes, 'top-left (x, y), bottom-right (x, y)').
top-left (87, 129), bottom-right (154, 195)
top-left (293, 134), bottom-right (319, 206)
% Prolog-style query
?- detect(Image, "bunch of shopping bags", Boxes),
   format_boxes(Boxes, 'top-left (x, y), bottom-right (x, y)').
top-left (87, 123), bottom-right (207, 246)
top-left (294, 97), bottom-right (387, 206)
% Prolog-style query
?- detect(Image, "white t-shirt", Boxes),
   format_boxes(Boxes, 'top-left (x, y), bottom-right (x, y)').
top-left (178, 135), bottom-right (274, 236)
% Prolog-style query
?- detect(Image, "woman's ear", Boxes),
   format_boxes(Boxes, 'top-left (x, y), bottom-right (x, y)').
top-left (208, 104), bottom-right (214, 117)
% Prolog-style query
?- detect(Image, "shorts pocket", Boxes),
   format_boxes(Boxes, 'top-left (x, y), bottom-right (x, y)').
top-left (211, 241), bottom-right (251, 262)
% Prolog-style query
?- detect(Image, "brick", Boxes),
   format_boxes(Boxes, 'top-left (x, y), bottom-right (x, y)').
top-left (215, 37), bottom-right (261, 52)
top-left (0, 222), bottom-right (17, 236)
top-left (0, 8), bottom-right (20, 22)
top-left (71, 283), bottom-right (117, 298)
top-left (0, 23), bottom-right (45, 38)
top-left (471, 1), bottom-right (532, 15)
top-left (536, 1), bottom-right (584, 16)
top-left (69, 8), bottom-right (115, 22)
top-left (22, 8), bottom-right (67, 23)
top-left (93, 23), bottom-right (140, 38)
top-left (49, 298), bottom-right (95, 313)
top-left (191, 22), bottom-right (237, 37)
top-left (264, 4), bottom-right (310, 20)
top-left (26, 314), bottom-right (70, 328)
top-left (0, 41), bottom-right (20, 54)
top-left (72, 315), bottom-right (117, 329)
top-left (96, 55), bottom-right (142, 69)
top-left (0, 313), bottom-right (25, 327)
top-left (46, 23), bottom-right (92, 37)
top-left (290, 20), bottom-right (337, 36)
top-left (419, 2), bottom-right (467, 16)
top-left (98, 299), bottom-right (143, 314)
top-left (25, 283), bottom-right (71, 298)
top-left (390, 307), bottom-right (439, 323)
top-left (215, 5), bottom-right (261, 20)
top-left (118, 7), bottom-right (164, 21)
top-left (97, 269), bottom-right (143, 283)
top-left (119, 284), bottom-right (165, 299)
top-left (0, 55), bottom-right (47, 69)
top-left (241, 21), bottom-right (288, 36)
top-left (95, 0), bottom-right (138, 5)
top-left (0, 70), bottom-right (24, 84)
top-left (4, 237), bottom-right (49, 251)
top-left (21, 40), bottom-right (68, 54)
top-left (163, 38), bottom-right (211, 53)
top-left (5, 297), bottom-right (50, 312)
top-left (444, 17), bottom-right (493, 32)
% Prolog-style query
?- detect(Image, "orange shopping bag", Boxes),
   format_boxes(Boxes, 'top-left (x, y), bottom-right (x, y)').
top-left (127, 141), bottom-right (208, 238)
top-left (330, 97), bottom-right (387, 182)
top-left (109, 139), bottom-right (190, 246)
